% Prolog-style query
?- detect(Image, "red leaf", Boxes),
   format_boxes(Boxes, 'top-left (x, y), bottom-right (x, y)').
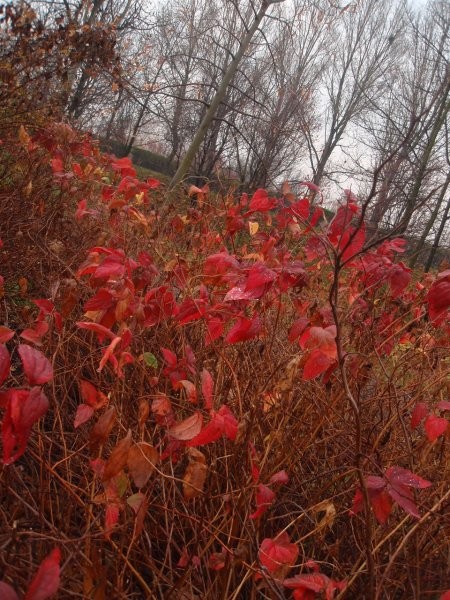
top-left (437, 401), bottom-right (450, 411)
top-left (74, 404), bottom-right (94, 428)
top-left (161, 347), bottom-right (178, 367)
top-left (270, 470), bottom-right (289, 485)
top-left (0, 344), bottom-right (10, 385)
top-left (302, 349), bottom-right (334, 380)
top-left (244, 263), bottom-right (277, 296)
top-left (111, 156), bottom-right (136, 178)
top-left (0, 326), bottom-right (14, 344)
top-left (186, 418), bottom-right (223, 447)
top-left (248, 189), bottom-right (278, 213)
top-left (411, 402), bottom-right (428, 429)
top-left (208, 552), bottom-right (227, 571)
top-left (98, 336), bottom-right (122, 372)
top-left (427, 270), bottom-right (450, 323)
top-left (2, 387), bottom-right (49, 465)
top-left (79, 380), bottom-right (108, 409)
top-left (75, 198), bottom-right (97, 221)
top-left (288, 318), bottom-right (309, 343)
top-left (104, 503), bottom-right (120, 538)
top-left (328, 202), bottom-right (358, 244)
top-left (250, 484), bottom-right (276, 519)
top-left (370, 489), bottom-right (393, 524)
top-left (20, 321), bottom-right (49, 345)
top-left (225, 316), bottom-right (261, 345)
top-left (385, 466), bottom-right (431, 519)
top-left (50, 158), bottom-right (63, 174)
top-left (180, 380), bottom-right (197, 404)
top-left (24, 547), bottom-right (61, 600)
top-left (76, 321), bottom-right (116, 342)
top-left (84, 289), bottom-right (115, 311)
top-left (186, 405), bottom-right (238, 447)
top-left (424, 415), bottom-right (448, 442)
top-left (168, 412), bottom-right (203, 441)
top-left (18, 345), bottom-right (53, 385)
top-left (0, 582), bottom-right (19, 600)
top-left (258, 532), bottom-right (298, 573)
top-left (21, 387), bottom-right (49, 430)
top-left (386, 466), bottom-right (432, 490)
top-left (388, 262), bottom-right (411, 298)
top-left (284, 572), bottom-right (346, 599)
top-left (201, 368), bottom-right (214, 409)
top-left (299, 326), bottom-right (337, 358)
top-left (284, 573), bottom-right (325, 593)
top-left (205, 317), bottom-right (224, 345)
top-left (339, 224), bottom-right (366, 262)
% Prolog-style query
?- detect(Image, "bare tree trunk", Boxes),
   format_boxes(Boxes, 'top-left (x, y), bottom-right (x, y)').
top-left (410, 173), bottom-right (450, 268)
top-left (398, 83), bottom-right (450, 232)
top-left (169, 0), bottom-right (286, 190)
top-left (425, 194), bottom-right (450, 272)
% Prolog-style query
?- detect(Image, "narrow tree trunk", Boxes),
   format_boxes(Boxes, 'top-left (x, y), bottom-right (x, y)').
top-left (425, 194), bottom-right (450, 272)
top-left (410, 173), bottom-right (450, 268)
top-left (398, 83), bottom-right (450, 232)
top-left (169, 0), bottom-right (285, 190)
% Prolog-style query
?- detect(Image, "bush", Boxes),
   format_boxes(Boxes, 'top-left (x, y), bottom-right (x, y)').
top-left (1, 123), bottom-right (449, 599)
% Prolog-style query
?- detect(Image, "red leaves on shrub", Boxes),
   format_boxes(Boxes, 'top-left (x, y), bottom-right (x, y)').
top-left (225, 316), bottom-right (261, 344)
top-left (424, 415), bottom-right (448, 442)
top-left (2, 388), bottom-right (49, 465)
top-left (411, 402), bottom-right (428, 429)
top-left (0, 582), bottom-right (19, 600)
top-left (111, 156), bottom-right (136, 178)
top-left (387, 262), bottom-right (411, 299)
top-left (283, 571), bottom-right (346, 600)
top-left (168, 412), bottom-right (203, 441)
top-left (74, 387), bottom-right (107, 426)
top-left (0, 344), bottom-right (10, 385)
top-left (0, 326), bottom-right (14, 344)
top-left (427, 270), bottom-right (450, 324)
top-left (24, 547), bottom-right (61, 600)
top-left (410, 403), bottom-right (448, 442)
top-left (258, 532), bottom-right (298, 573)
top-left (351, 466), bottom-right (431, 523)
top-left (187, 405), bottom-right (238, 447)
top-left (250, 484), bottom-right (276, 519)
top-left (248, 188), bottom-right (278, 213)
top-left (201, 368), bottom-right (214, 410)
top-left (20, 321), bottom-right (49, 345)
top-left (300, 326), bottom-right (337, 380)
top-left (18, 344), bottom-right (53, 385)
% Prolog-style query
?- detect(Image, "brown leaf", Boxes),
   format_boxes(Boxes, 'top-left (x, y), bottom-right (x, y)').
top-left (127, 442), bottom-right (158, 488)
top-left (311, 499), bottom-right (336, 531)
top-left (168, 412), bottom-right (203, 441)
top-left (103, 430), bottom-right (132, 481)
top-left (138, 399), bottom-right (150, 430)
top-left (183, 448), bottom-right (207, 500)
top-left (90, 407), bottom-right (116, 450)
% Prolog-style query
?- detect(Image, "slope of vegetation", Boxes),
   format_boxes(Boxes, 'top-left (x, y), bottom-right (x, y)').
top-left (0, 3), bottom-right (449, 600)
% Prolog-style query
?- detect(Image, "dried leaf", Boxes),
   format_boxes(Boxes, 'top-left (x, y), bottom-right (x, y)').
top-left (312, 499), bottom-right (336, 531)
top-left (90, 407), bottom-right (116, 448)
top-left (103, 430), bottom-right (132, 481)
top-left (127, 442), bottom-right (158, 488)
top-left (183, 448), bottom-right (207, 500)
